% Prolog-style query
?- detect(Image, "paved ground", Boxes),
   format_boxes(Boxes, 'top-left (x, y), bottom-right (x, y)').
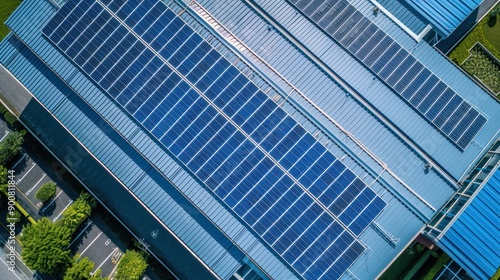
top-left (0, 206), bottom-right (43, 280)
top-left (0, 110), bottom-right (157, 278)
top-left (2, 129), bottom-right (171, 279)
top-left (67, 215), bottom-right (125, 277)
top-left (12, 150), bottom-right (74, 222)
top-left (6, 144), bottom-right (125, 278)
top-left (0, 65), bottom-right (32, 116)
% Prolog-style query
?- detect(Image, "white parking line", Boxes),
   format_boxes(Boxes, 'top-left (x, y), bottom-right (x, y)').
top-left (16, 162), bottom-right (36, 184)
top-left (80, 232), bottom-right (103, 256)
top-left (40, 190), bottom-right (63, 212)
top-left (25, 173), bottom-right (46, 196)
top-left (92, 247), bottom-right (118, 275)
top-left (11, 153), bottom-right (27, 169)
top-left (0, 131), bottom-right (10, 142)
top-left (52, 199), bottom-right (73, 222)
top-left (69, 220), bottom-right (93, 248)
top-left (0, 254), bottom-right (22, 280)
top-left (0, 236), bottom-right (42, 280)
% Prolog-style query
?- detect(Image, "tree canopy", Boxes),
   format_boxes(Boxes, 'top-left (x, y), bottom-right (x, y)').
top-left (0, 131), bottom-right (23, 165)
top-left (20, 218), bottom-right (72, 274)
top-left (64, 254), bottom-right (108, 280)
top-left (60, 193), bottom-right (94, 233)
top-left (115, 250), bottom-right (148, 280)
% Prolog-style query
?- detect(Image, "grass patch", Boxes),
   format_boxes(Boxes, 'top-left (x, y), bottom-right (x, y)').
top-left (484, 16), bottom-right (500, 51)
top-left (449, 3), bottom-right (500, 64)
top-left (448, 4), bottom-right (500, 96)
top-left (462, 46), bottom-right (500, 93)
top-left (0, 0), bottom-right (22, 41)
top-left (492, 267), bottom-right (500, 280)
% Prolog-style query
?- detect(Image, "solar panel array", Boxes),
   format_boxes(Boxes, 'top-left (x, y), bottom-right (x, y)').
top-left (42, 0), bottom-right (386, 278)
top-left (288, 0), bottom-right (487, 150)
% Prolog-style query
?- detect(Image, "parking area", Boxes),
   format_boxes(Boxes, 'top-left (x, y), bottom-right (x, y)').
top-left (7, 144), bottom-right (125, 278)
top-left (0, 206), bottom-right (42, 280)
top-left (0, 65), bottom-right (174, 279)
top-left (11, 151), bottom-right (73, 222)
top-left (68, 215), bottom-right (125, 277)
top-left (5, 137), bottom-right (172, 279)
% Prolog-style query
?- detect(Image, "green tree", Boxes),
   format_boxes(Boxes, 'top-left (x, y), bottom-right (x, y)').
top-left (115, 250), bottom-right (148, 280)
top-left (64, 254), bottom-right (108, 280)
top-left (60, 193), bottom-right (93, 233)
top-left (0, 131), bottom-right (23, 165)
top-left (35, 181), bottom-right (56, 202)
top-left (20, 217), bottom-right (72, 274)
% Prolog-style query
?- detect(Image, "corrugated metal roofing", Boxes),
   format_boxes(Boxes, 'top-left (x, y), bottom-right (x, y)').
top-left (192, 0), bottom-right (500, 278)
top-left (0, 33), bottom-right (245, 279)
top-left (377, 0), bottom-right (428, 34)
top-left (0, 0), bottom-right (499, 279)
top-left (0, 0), bottom-right (296, 278)
top-left (438, 166), bottom-right (500, 280)
top-left (402, 0), bottom-right (482, 36)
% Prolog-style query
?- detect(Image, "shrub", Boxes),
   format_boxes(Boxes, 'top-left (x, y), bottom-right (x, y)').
top-left (35, 181), bottom-right (56, 202)
top-left (492, 267), bottom-right (500, 280)
top-left (0, 165), bottom-right (7, 193)
top-left (423, 253), bottom-right (450, 280)
top-left (462, 46), bottom-right (500, 92)
top-left (0, 102), bottom-right (8, 114)
top-left (4, 111), bottom-right (17, 126)
top-left (449, 16), bottom-right (500, 65)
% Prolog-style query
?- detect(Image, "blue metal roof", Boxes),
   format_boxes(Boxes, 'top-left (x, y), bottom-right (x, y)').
top-left (0, 0), bottom-right (296, 278)
top-left (438, 166), bottom-right (500, 280)
top-left (1, 0), bottom-right (499, 279)
top-left (0, 33), bottom-right (244, 279)
top-left (192, 0), bottom-right (500, 278)
top-left (402, 0), bottom-right (482, 36)
top-left (377, 0), bottom-right (428, 34)
top-left (38, 0), bottom-right (388, 277)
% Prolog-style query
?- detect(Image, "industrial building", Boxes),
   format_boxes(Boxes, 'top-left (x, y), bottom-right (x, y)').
top-left (0, 0), bottom-right (499, 279)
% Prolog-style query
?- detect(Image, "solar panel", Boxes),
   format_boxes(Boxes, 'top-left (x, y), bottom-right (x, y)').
top-left (43, 0), bottom-right (387, 278)
top-left (288, 0), bottom-right (487, 150)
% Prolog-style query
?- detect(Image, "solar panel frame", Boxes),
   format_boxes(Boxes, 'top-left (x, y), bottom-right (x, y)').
top-left (43, 0), bottom-right (386, 278)
top-left (287, 0), bottom-right (487, 150)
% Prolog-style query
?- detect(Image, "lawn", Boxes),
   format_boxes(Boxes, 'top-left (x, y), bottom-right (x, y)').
top-left (449, 4), bottom-right (500, 96)
top-left (0, 0), bottom-right (22, 41)
top-left (484, 15), bottom-right (500, 51)
top-left (449, 4), bottom-right (500, 64)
